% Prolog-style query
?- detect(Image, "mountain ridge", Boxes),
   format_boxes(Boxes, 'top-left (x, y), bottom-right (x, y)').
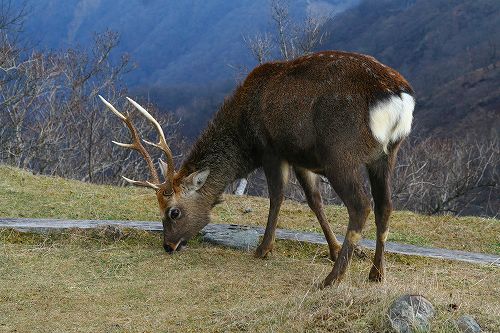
top-left (17, 0), bottom-right (500, 138)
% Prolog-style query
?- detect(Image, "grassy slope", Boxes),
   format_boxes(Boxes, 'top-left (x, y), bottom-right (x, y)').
top-left (1, 165), bottom-right (499, 332)
top-left (1, 165), bottom-right (498, 254)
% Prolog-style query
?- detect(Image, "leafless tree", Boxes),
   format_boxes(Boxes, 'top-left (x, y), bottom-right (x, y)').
top-left (271, 0), bottom-right (292, 60)
top-left (244, 0), bottom-right (333, 64)
top-left (0, 7), bottom-right (185, 185)
top-left (242, 32), bottom-right (273, 65)
top-left (295, 10), bottom-right (331, 56)
top-left (393, 134), bottom-right (499, 216)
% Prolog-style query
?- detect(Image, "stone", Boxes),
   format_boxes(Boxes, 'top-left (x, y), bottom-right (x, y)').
top-left (201, 225), bottom-right (260, 251)
top-left (455, 315), bottom-right (482, 333)
top-left (243, 207), bottom-right (253, 214)
top-left (388, 294), bottom-right (435, 333)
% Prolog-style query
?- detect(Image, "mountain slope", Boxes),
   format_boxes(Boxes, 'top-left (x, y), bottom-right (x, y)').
top-left (22, 0), bottom-right (359, 86)
top-left (321, 0), bottom-right (500, 136)
top-left (18, 0), bottom-right (500, 138)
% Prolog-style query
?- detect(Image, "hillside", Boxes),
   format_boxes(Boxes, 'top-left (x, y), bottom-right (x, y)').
top-left (21, 0), bottom-right (359, 86)
top-left (17, 0), bottom-right (499, 138)
top-left (1, 165), bottom-right (498, 254)
top-left (1, 165), bottom-right (499, 331)
top-left (18, 0), bottom-right (360, 136)
top-left (321, 0), bottom-right (500, 137)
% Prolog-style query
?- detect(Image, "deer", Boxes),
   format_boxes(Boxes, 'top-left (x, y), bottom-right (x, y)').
top-left (99, 50), bottom-right (415, 287)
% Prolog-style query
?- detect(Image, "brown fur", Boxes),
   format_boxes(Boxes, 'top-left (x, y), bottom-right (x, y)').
top-left (157, 51), bottom-right (414, 286)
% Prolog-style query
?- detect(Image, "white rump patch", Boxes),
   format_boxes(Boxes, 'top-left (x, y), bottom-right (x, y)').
top-left (369, 93), bottom-right (414, 153)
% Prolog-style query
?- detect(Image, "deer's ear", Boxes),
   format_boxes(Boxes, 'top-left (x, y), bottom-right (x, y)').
top-left (182, 169), bottom-right (210, 193)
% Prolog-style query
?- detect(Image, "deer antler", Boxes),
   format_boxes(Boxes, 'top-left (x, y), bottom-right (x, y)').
top-left (99, 95), bottom-right (175, 191)
top-left (126, 97), bottom-right (175, 183)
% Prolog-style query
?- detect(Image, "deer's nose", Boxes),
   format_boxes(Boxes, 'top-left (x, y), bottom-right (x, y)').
top-left (163, 240), bottom-right (186, 253)
top-left (163, 243), bottom-right (175, 253)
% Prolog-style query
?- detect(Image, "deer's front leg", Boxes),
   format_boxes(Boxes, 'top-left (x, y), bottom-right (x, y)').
top-left (255, 157), bottom-right (289, 258)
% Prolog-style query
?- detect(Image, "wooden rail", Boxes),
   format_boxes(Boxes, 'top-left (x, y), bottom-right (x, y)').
top-left (0, 217), bottom-right (499, 267)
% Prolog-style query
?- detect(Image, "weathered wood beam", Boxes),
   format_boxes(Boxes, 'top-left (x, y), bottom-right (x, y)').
top-left (0, 218), bottom-right (499, 267)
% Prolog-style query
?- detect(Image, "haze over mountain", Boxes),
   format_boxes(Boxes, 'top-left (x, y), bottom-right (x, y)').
top-left (23, 0), bottom-right (359, 86)
top-left (20, 0), bottom-right (500, 138)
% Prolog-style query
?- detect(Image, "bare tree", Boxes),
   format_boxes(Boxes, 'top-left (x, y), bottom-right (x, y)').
top-left (295, 10), bottom-right (331, 55)
top-left (271, 0), bottom-right (292, 60)
top-left (244, 0), bottom-right (333, 64)
top-left (242, 32), bottom-right (273, 65)
top-left (392, 134), bottom-right (499, 216)
top-left (0, 7), bottom-right (185, 185)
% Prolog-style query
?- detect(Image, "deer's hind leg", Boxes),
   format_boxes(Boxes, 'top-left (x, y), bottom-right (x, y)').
top-left (254, 155), bottom-right (289, 258)
top-left (294, 166), bottom-right (342, 261)
top-left (367, 145), bottom-right (399, 282)
top-left (321, 165), bottom-right (371, 287)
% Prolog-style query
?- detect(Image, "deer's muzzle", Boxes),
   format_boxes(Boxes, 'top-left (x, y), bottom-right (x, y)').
top-left (163, 240), bottom-right (187, 253)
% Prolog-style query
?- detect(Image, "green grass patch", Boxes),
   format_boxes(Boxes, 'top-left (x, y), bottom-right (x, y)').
top-left (388, 231), bottom-right (431, 247)
top-left (1, 164), bottom-right (499, 254)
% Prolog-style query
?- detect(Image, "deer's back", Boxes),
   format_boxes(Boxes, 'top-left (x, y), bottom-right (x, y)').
top-left (239, 51), bottom-right (414, 168)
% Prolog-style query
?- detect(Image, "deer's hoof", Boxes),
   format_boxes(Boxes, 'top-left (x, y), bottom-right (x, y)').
top-left (368, 266), bottom-right (385, 282)
top-left (316, 275), bottom-right (340, 290)
top-left (254, 244), bottom-right (273, 258)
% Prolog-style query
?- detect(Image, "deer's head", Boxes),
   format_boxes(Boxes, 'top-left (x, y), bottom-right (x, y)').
top-left (99, 96), bottom-right (211, 253)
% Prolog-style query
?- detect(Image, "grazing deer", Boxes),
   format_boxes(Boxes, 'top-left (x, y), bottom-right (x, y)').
top-left (99, 50), bottom-right (414, 287)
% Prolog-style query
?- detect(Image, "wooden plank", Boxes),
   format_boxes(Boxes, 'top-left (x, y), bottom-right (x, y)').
top-left (1, 218), bottom-right (499, 267)
top-left (0, 217), bottom-right (163, 232)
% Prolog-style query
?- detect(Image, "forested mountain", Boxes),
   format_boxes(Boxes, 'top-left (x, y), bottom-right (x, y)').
top-left (20, 0), bottom-right (359, 135)
top-left (321, 0), bottom-right (500, 137)
top-left (23, 0), bottom-right (358, 86)
top-left (19, 0), bottom-right (499, 138)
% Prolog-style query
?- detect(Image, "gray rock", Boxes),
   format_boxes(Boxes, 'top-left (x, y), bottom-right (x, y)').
top-left (388, 294), bottom-right (435, 333)
top-left (243, 207), bottom-right (253, 214)
top-left (455, 315), bottom-right (482, 333)
top-left (201, 225), bottom-right (260, 251)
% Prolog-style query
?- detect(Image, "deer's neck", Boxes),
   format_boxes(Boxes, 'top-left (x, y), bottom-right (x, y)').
top-left (178, 101), bottom-right (255, 203)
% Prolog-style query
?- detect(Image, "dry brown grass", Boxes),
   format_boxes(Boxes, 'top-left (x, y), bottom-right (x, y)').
top-left (1, 165), bottom-right (499, 332)
top-left (0, 229), bottom-right (499, 333)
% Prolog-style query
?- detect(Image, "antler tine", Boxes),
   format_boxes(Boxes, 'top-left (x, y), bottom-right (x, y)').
top-left (98, 95), bottom-right (126, 120)
top-left (121, 176), bottom-right (160, 189)
top-left (99, 95), bottom-right (160, 187)
top-left (126, 97), bottom-right (175, 182)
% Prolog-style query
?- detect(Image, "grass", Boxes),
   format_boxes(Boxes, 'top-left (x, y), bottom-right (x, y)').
top-left (1, 165), bottom-right (498, 254)
top-left (1, 164), bottom-right (499, 332)
top-left (0, 229), bottom-right (499, 332)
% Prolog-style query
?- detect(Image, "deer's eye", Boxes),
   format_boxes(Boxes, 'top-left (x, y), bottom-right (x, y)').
top-left (168, 207), bottom-right (181, 220)
top-left (163, 189), bottom-right (173, 197)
